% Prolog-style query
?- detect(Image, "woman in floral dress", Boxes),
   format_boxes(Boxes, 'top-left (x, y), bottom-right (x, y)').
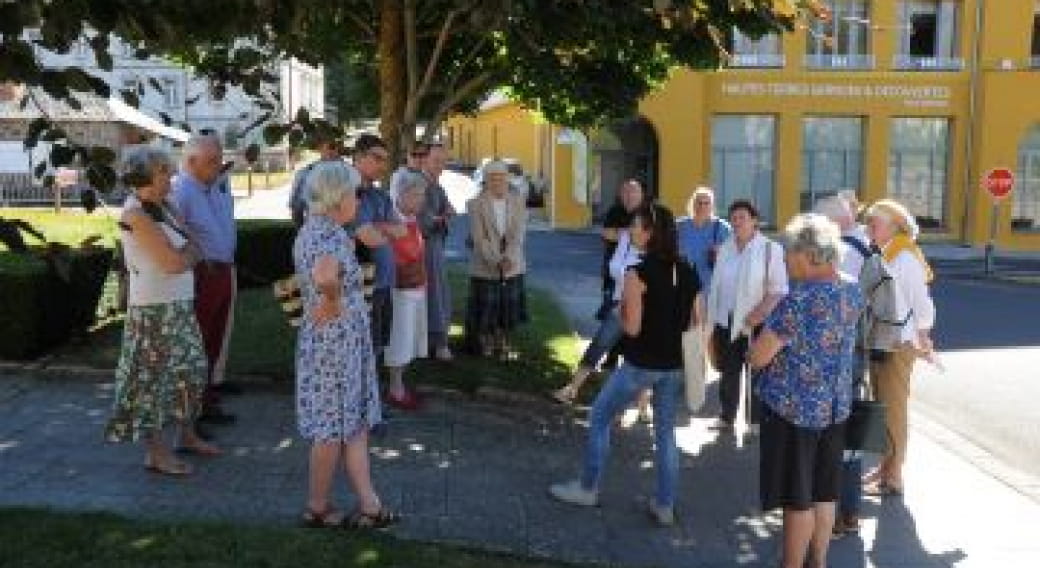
top-left (293, 161), bottom-right (399, 529)
top-left (105, 146), bottom-right (220, 476)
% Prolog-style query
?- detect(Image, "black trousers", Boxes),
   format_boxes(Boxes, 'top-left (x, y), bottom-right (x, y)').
top-left (714, 325), bottom-right (762, 425)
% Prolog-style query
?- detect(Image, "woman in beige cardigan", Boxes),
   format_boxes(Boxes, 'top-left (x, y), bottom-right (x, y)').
top-left (465, 159), bottom-right (528, 358)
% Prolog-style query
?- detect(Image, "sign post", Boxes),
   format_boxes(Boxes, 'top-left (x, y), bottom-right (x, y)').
top-left (981, 168), bottom-right (1015, 275)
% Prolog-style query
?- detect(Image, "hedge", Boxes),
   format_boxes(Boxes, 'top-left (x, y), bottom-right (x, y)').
top-left (0, 248), bottom-right (113, 360)
top-left (234, 220), bottom-right (295, 289)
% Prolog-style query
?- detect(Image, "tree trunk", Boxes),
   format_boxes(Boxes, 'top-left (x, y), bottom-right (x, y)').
top-left (377, 0), bottom-right (408, 169)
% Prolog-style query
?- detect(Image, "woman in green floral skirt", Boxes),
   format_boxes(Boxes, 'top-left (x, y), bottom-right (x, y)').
top-left (105, 146), bottom-right (221, 476)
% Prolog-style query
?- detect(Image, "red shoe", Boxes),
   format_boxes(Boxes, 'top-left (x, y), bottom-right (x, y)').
top-left (386, 389), bottom-right (421, 411)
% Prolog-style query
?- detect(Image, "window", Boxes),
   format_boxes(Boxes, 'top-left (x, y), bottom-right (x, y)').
top-left (802, 117), bottom-right (864, 211)
top-left (730, 29), bottom-right (784, 68)
top-left (1032, 2), bottom-right (1040, 68)
top-left (1014, 125), bottom-right (1040, 232)
top-left (711, 115), bottom-right (777, 224)
top-left (805, 0), bottom-right (873, 69)
top-left (162, 77), bottom-right (179, 108)
top-left (888, 118), bottom-right (951, 229)
top-left (896, 1), bottom-right (962, 70)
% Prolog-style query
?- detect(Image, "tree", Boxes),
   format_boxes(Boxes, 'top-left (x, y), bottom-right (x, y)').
top-left (1, 0), bottom-right (826, 197)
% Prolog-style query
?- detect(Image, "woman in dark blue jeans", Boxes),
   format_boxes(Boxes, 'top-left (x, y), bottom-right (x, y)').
top-left (549, 204), bottom-right (701, 526)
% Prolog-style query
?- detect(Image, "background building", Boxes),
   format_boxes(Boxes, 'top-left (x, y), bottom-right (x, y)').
top-left (446, 0), bottom-right (1040, 251)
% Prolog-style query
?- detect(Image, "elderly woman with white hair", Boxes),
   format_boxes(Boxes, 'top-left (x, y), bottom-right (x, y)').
top-left (105, 146), bottom-right (220, 476)
top-left (748, 213), bottom-right (865, 568)
top-left (465, 159), bottom-right (528, 358)
top-left (293, 161), bottom-right (398, 529)
top-left (861, 199), bottom-right (935, 497)
top-left (383, 170), bottom-right (430, 411)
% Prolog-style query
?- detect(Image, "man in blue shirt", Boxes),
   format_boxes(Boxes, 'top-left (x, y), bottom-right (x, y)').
top-left (676, 186), bottom-right (732, 291)
top-left (288, 133), bottom-right (343, 227)
top-left (171, 133), bottom-right (237, 428)
top-left (349, 134), bottom-right (403, 362)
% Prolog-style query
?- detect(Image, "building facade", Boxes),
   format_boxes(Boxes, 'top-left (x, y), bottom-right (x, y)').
top-left (446, 0), bottom-right (1040, 251)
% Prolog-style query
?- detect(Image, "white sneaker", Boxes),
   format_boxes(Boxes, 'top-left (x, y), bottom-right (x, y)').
top-left (648, 504), bottom-right (676, 527)
top-left (548, 480), bottom-right (599, 507)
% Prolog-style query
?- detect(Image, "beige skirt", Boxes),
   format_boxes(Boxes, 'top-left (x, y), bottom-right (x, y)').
top-left (385, 288), bottom-right (428, 367)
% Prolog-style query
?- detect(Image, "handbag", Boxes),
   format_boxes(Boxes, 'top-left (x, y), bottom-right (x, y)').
top-left (845, 364), bottom-right (888, 453)
top-left (682, 324), bottom-right (707, 412)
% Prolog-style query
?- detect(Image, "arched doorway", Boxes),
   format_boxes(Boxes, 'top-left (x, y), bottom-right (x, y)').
top-left (1015, 124), bottom-right (1040, 232)
top-left (588, 117), bottom-right (660, 221)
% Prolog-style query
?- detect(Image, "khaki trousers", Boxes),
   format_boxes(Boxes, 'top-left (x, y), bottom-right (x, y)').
top-left (870, 344), bottom-right (917, 471)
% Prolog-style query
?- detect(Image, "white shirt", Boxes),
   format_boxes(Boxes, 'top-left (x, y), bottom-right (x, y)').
top-left (886, 250), bottom-right (936, 345)
top-left (709, 233), bottom-right (788, 334)
top-left (608, 230), bottom-right (642, 302)
top-left (839, 225), bottom-right (870, 280)
top-left (491, 197), bottom-right (508, 235)
top-left (121, 195), bottom-right (195, 306)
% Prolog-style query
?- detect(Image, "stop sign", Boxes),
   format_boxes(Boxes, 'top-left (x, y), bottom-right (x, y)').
top-left (983, 168), bottom-right (1015, 200)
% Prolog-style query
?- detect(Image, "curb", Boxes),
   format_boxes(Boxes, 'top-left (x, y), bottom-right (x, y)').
top-left (911, 401), bottom-right (1040, 504)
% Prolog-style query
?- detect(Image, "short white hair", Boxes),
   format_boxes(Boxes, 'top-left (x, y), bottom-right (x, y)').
top-left (180, 133), bottom-right (222, 166)
top-left (814, 195), bottom-right (853, 225)
top-left (307, 162), bottom-right (361, 215)
top-left (685, 185), bottom-right (715, 217)
top-left (395, 170), bottom-right (428, 203)
top-left (782, 213), bottom-right (844, 266)
top-left (121, 146), bottom-right (173, 187)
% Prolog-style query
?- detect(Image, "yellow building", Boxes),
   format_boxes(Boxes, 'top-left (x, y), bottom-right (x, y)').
top-left (445, 0), bottom-right (1040, 251)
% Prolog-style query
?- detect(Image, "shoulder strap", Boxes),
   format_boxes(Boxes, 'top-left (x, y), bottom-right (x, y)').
top-left (842, 235), bottom-right (872, 260)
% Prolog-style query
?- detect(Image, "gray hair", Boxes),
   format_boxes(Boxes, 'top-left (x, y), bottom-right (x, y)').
top-left (121, 145), bottom-right (173, 188)
top-left (782, 213), bottom-right (843, 266)
top-left (685, 185), bottom-right (715, 217)
top-left (181, 133), bottom-right (222, 166)
top-left (307, 161), bottom-right (361, 215)
top-left (813, 195), bottom-right (853, 226)
top-left (395, 170), bottom-right (429, 203)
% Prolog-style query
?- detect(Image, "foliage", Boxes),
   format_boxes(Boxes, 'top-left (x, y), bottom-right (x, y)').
top-left (0, 246), bottom-right (112, 360)
top-left (234, 219), bottom-right (296, 288)
top-left (0, 508), bottom-right (580, 568)
top-left (1, 1), bottom-right (827, 191)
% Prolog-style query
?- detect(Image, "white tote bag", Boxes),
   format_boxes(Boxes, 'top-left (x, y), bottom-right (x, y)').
top-left (682, 324), bottom-right (707, 412)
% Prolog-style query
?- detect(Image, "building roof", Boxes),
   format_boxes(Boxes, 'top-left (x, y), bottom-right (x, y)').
top-left (0, 88), bottom-right (189, 142)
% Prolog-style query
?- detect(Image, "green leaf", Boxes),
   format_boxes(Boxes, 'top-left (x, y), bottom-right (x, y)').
top-left (244, 143), bottom-right (261, 164)
top-left (51, 145), bottom-right (76, 167)
top-left (287, 129), bottom-right (304, 148)
top-left (294, 107), bottom-right (310, 125)
top-left (34, 162), bottom-right (48, 179)
top-left (88, 146), bottom-right (117, 165)
top-left (262, 124), bottom-right (288, 146)
top-left (80, 188), bottom-right (99, 213)
top-left (120, 89), bottom-right (140, 108)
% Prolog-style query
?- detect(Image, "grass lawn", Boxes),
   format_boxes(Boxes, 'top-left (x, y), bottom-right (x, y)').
top-left (0, 508), bottom-right (579, 568)
top-left (45, 264), bottom-right (581, 395)
top-left (0, 208), bottom-right (119, 248)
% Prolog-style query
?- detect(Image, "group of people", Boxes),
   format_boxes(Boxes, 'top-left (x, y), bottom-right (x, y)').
top-left (547, 182), bottom-right (935, 568)
top-left (105, 130), bottom-right (936, 564)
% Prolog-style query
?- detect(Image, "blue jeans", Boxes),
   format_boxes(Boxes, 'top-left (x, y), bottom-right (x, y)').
top-left (579, 309), bottom-right (624, 368)
top-left (580, 363), bottom-right (683, 508)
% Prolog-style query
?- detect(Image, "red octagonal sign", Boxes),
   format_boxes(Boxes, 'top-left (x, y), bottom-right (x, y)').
top-left (983, 168), bottom-right (1015, 200)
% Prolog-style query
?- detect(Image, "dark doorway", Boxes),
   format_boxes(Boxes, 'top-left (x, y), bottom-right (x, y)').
top-left (589, 117), bottom-right (659, 221)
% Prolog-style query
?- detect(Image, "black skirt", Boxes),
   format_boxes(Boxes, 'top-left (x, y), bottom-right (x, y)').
top-left (759, 406), bottom-right (846, 512)
top-left (465, 275), bottom-right (528, 339)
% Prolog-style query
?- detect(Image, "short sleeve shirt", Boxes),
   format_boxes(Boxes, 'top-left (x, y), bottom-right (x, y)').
top-left (755, 279), bottom-right (865, 429)
top-left (676, 216), bottom-right (731, 291)
top-left (348, 186), bottom-right (397, 290)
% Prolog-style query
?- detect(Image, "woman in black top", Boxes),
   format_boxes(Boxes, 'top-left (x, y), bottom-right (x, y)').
top-left (550, 204), bottom-right (701, 527)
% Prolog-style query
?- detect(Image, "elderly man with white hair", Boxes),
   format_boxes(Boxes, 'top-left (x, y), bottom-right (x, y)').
top-left (293, 161), bottom-right (398, 529)
top-left (171, 133), bottom-right (238, 431)
top-left (814, 193), bottom-right (870, 278)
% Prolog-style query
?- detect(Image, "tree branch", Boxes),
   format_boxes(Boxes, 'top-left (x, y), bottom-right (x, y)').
top-left (425, 71), bottom-right (494, 141)
top-left (403, 7), bottom-right (460, 125)
top-left (345, 11), bottom-right (377, 40)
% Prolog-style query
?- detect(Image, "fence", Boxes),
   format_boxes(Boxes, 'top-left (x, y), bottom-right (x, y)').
top-left (0, 173), bottom-right (85, 208)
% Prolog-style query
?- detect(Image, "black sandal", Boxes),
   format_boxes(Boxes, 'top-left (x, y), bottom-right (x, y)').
top-left (347, 508), bottom-right (401, 530)
top-left (300, 507), bottom-right (345, 528)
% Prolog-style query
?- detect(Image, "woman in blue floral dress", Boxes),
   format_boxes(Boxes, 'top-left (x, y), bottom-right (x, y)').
top-left (749, 213), bottom-right (864, 568)
top-left (293, 161), bottom-right (398, 529)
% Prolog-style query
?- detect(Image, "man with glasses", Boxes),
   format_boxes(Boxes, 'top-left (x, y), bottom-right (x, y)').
top-left (350, 134), bottom-right (405, 366)
top-left (288, 133), bottom-right (343, 228)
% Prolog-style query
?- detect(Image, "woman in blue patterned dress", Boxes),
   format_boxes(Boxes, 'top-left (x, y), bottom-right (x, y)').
top-left (749, 213), bottom-right (864, 568)
top-left (294, 161), bottom-right (398, 529)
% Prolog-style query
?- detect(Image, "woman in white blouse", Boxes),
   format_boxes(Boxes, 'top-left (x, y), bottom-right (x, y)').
top-left (862, 199), bottom-right (935, 496)
top-left (707, 200), bottom-right (788, 433)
